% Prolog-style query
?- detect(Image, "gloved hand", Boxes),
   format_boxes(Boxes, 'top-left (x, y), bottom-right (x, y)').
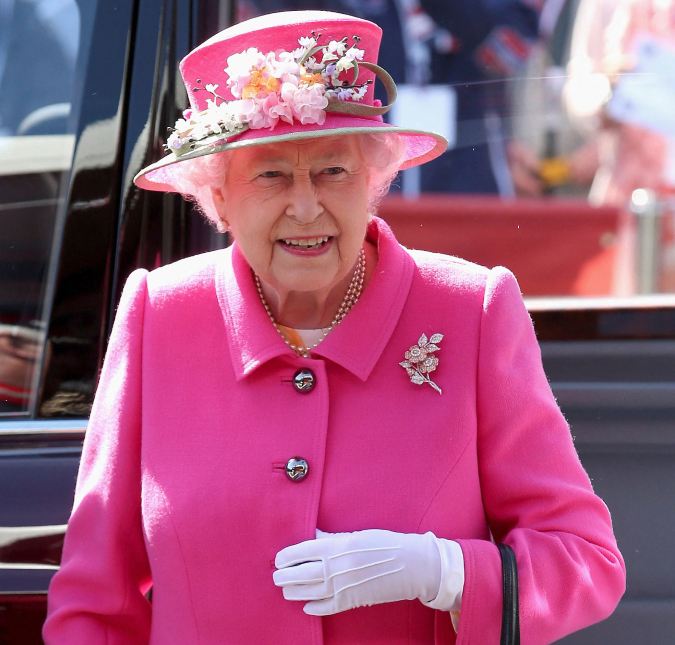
top-left (273, 528), bottom-right (444, 616)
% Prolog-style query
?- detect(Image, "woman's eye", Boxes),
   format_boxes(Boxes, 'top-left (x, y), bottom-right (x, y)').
top-left (325, 167), bottom-right (345, 175)
top-left (260, 170), bottom-right (281, 178)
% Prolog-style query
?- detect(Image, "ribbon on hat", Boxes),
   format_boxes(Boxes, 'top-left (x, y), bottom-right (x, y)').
top-left (325, 62), bottom-right (397, 117)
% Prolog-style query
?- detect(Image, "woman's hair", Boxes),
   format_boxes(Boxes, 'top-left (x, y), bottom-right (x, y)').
top-left (170, 132), bottom-right (407, 225)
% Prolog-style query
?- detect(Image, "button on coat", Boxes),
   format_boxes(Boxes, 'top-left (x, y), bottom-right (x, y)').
top-left (286, 458), bottom-right (309, 481)
top-left (293, 369), bottom-right (315, 393)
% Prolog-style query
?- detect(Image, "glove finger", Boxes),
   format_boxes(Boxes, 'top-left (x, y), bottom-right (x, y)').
top-left (275, 538), bottom-right (326, 569)
top-left (302, 597), bottom-right (344, 616)
top-left (282, 580), bottom-right (333, 601)
top-left (273, 560), bottom-right (324, 587)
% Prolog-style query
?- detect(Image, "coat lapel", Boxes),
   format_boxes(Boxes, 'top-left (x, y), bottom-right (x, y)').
top-left (216, 243), bottom-right (292, 380)
top-left (216, 217), bottom-right (414, 382)
top-left (312, 218), bottom-right (414, 381)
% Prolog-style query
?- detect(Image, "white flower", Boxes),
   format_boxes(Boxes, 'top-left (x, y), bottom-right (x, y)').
top-left (267, 51), bottom-right (300, 83)
top-left (345, 46), bottom-right (365, 61)
top-left (327, 40), bottom-right (347, 56)
top-left (191, 124), bottom-right (209, 139)
top-left (224, 47), bottom-right (266, 98)
top-left (321, 51), bottom-right (338, 63)
top-left (352, 85), bottom-right (368, 101)
top-left (208, 100), bottom-right (246, 132)
top-left (205, 83), bottom-right (219, 93)
top-left (336, 57), bottom-right (355, 73)
top-left (298, 36), bottom-right (317, 49)
top-left (303, 56), bottom-right (322, 71)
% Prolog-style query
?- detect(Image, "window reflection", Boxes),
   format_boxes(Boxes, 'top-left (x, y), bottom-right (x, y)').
top-left (0, 323), bottom-right (45, 414)
top-left (0, 0), bottom-right (80, 137)
top-left (0, 0), bottom-right (80, 415)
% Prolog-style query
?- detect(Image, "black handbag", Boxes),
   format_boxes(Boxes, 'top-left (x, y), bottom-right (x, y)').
top-left (497, 544), bottom-right (520, 645)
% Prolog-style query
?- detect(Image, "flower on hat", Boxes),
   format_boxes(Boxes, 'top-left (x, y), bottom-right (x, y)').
top-left (166, 32), bottom-right (374, 156)
top-left (282, 82), bottom-right (328, 125)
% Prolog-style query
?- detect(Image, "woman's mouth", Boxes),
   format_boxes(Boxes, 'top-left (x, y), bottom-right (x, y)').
top-left (280, 236), bottom-right (331, 250)
top-left (278, 236), bottom-right (334, 256)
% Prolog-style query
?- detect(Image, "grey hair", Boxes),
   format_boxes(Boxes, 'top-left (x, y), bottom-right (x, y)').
top-left (170, 132), bottom-right (406, 225)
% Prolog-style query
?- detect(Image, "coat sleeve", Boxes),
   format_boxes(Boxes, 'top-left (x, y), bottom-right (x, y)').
top-left (43, 269), bottom-right (152, 645)
top-left (454, 267), bottom-right (626, 645)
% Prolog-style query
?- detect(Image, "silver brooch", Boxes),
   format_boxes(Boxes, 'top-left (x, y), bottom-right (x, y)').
top-left (400, 333), bottom-right (443, 394)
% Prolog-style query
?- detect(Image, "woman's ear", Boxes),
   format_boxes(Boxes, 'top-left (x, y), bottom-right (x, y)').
top-left (211, 186), bottom-right (226, 214)
top-left (211, 187), bottom-right (230, 233)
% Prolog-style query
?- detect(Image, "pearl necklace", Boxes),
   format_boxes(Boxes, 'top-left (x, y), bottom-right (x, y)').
top-left (254, 248), bottom-right (366, 358)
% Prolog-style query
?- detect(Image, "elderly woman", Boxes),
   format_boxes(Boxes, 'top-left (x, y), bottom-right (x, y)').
top-left (43, 10), bottom-right (625, 645)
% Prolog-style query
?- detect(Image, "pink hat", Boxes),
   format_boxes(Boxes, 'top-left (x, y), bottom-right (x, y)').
top-left (134, 10), bottom-right (448, 192)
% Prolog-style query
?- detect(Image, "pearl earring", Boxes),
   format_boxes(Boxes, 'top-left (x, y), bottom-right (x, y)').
top-left (216, 220), bottom-right (228, 233)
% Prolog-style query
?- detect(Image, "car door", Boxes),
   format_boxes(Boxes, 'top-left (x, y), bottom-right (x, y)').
top-left (0, 0), bottom-right (232, 642)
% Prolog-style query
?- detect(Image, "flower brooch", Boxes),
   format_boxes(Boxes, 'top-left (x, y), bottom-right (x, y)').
top-left (400, 333), bottom-right (443, 394)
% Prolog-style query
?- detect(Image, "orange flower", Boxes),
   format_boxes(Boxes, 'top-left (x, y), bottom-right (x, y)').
top-left (242, 69), bottom-right (279, 98)
top-left (299, 65), bottom-right (324, 86)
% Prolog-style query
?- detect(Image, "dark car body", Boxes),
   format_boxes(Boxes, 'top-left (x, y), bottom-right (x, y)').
top-left (1, 1), bottom-right (674, 643)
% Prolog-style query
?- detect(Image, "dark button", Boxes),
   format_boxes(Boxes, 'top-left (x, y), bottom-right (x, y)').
top-left (286, 457), bottom-right (309, 481)
top-left (292, 369), bottom-right (315, 393)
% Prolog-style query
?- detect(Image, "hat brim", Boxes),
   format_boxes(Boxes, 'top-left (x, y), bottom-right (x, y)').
top-left (133, 115), bottom-right (447, 192)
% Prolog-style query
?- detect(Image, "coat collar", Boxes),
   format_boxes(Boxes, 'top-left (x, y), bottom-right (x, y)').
top-left (216, 217), bottom-right (414, 381)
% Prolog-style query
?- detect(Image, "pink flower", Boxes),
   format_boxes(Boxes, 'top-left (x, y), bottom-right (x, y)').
top-left (282, 83), bottom-right (328, 125)
top-left (235, 98), bottom-right (259, 125)
top-left (268, 51), bottom-right (300, 83)
top-left (262, 92), bottom-right (293, 127)
top-left (182, 109), bottom-right (193, 120)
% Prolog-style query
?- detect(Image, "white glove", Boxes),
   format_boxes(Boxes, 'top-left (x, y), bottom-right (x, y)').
top-left (273, 528), bottom-right (462, 617)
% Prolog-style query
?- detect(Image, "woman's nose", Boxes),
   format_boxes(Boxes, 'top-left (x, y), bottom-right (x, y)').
top-left (285, 176), bottom-right (323, 222)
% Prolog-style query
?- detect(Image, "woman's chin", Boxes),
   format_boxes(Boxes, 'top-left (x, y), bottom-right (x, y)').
top-left (273, 273), bottom-right (336, 296)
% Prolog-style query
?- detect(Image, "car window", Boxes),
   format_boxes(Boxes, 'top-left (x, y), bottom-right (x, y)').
top-left (0, 0), bottom-right (82, 416)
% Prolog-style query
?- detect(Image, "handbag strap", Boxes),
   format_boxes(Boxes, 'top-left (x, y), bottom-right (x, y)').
top-left (497, 544), bottom-right (520, 645)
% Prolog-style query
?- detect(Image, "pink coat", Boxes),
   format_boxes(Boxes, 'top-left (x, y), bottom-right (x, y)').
top-left (44, 217), bottom-right (625, 645)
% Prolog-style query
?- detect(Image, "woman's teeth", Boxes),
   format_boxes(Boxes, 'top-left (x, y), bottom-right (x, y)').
top-left (281, 236), bottom-right (330, 249)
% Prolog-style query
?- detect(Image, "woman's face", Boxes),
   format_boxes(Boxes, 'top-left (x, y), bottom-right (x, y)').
top-left (211, 136), bottom-right (370, 296)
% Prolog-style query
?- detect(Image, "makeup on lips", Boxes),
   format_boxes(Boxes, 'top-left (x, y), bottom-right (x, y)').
top-left (278, 236), bottom-right (334, 256)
